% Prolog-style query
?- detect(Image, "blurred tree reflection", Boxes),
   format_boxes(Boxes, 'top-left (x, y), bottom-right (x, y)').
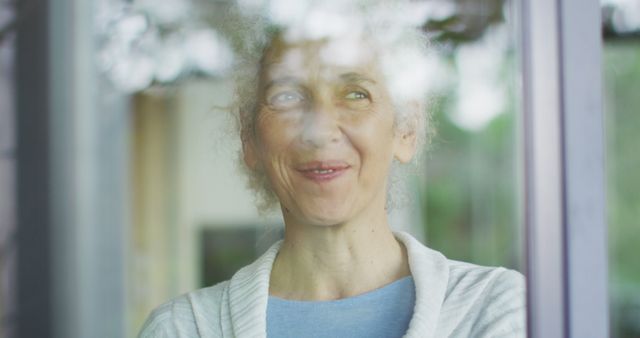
top-left (604, 42), bottom-right (640, 338)
top-left (421, 107), bottom-right (519, 269)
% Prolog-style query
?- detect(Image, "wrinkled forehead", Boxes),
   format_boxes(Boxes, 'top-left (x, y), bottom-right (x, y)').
top-left (260, 33), bottom-right (381, 81)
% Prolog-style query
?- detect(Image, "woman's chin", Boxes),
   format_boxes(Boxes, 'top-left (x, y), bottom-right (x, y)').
top-left (287, 203), bottom-right (353, 228)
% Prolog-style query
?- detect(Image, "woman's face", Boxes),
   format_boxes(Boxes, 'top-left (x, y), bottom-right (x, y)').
top-left (244, 35), bottom-right (416, 226)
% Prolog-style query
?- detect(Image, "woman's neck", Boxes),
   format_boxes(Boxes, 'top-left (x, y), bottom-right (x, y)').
top-left (268, 212), bottom-right (410, 301)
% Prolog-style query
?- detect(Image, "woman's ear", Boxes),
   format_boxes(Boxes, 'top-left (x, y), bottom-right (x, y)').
top-left (394, 102), bottom-right (421, 163)
top-left (394, 128), bottom-right (417, 163)
top-left (242, 129), bottom-right (258, 170)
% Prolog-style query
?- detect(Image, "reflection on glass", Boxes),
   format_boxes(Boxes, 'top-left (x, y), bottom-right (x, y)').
top-left (604, 40), bottom-right (640, 338)
top-left (125, 1), bottom-right (525, 337)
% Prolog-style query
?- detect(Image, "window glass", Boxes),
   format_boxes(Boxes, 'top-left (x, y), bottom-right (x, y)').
top-left (93, 0), bottom-right (525, 335)
top-left (602, 2), bottom-right (640, 334)
top-left (9, 0), bottom-right (634, 336)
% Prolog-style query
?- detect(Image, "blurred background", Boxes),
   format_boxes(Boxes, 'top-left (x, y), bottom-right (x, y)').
top-left (0, 0), bottom-right (638, 337)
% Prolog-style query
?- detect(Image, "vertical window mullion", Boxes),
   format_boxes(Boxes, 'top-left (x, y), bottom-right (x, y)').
top-left (521, 0), bottom-right (566, 336)
top-left (521, 0), bottom-right (608, 337)
top-left (559, 0), bottom-right (609, 337)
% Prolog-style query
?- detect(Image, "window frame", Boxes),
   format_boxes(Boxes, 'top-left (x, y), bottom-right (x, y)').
top-left (14, 0), bottom-right (610, 337)
top-left (520, 0), bottom-right (609, 336)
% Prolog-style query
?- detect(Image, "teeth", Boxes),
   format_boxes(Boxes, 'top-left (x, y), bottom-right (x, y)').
top-left (313, 169), bottom-right (334, 174)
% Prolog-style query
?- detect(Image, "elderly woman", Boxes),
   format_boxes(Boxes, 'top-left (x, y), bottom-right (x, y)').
top-left (140, 2), bottom-right (525, 337)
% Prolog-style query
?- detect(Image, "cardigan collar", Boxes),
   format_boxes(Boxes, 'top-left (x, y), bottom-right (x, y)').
top-left (395, 232), bottom-right (449, 338)
top-left (225, 231), bottom-right (450, 338)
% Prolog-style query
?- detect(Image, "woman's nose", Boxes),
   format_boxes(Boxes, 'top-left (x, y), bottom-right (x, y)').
top-left (300, 104), bottom-right (341, 148)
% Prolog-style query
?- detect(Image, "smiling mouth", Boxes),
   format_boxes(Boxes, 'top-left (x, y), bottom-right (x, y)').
top-left (297, 161), bottom-right (350, 182)
top-left (309, 169), bottom-right (337, 174)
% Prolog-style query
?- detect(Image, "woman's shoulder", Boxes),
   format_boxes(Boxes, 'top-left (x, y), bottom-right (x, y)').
top-left (443, 259), bottom-right (525, 312)
top-left (138, 242), bottom-right (281, 337)
top-left (393, 232), bottom-right (526, 336)
top-left (445, 258), bottom-right (525, 292)
top-left (137, 280), bottom-right (230, 338)
top-left (441, 259), bottom-right (526, 337)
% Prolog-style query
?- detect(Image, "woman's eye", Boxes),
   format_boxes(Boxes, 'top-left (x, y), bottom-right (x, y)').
top-left (270, 91), bottom-right (305, 106)
top-left (344, 91), bottom-right (369, 100)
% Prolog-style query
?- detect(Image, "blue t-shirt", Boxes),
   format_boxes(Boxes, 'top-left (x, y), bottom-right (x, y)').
top-left (266, 276), bottom-right (415, 338)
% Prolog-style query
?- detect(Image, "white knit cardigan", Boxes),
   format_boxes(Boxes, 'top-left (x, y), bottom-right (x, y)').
top-left (139, 232), bottom-right (526, 338)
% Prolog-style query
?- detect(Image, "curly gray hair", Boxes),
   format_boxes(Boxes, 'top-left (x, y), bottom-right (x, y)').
top-left (226, 0), bottom-right (436, 213)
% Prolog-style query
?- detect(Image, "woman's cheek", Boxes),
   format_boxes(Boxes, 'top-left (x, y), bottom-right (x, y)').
top-left (257, 115), bottom-right (301, 155)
